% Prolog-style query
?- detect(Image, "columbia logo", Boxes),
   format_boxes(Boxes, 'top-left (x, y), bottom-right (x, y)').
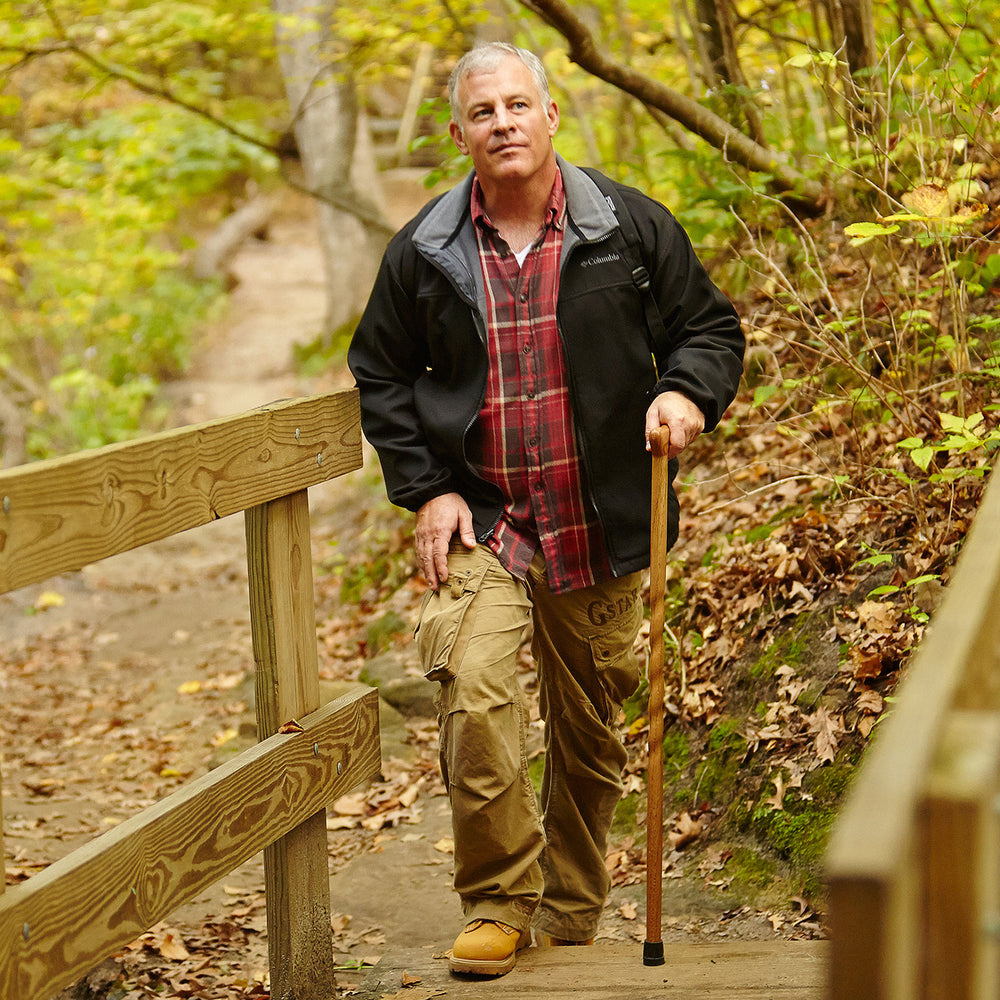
top-left (581, 252), bottom-right (622, 268)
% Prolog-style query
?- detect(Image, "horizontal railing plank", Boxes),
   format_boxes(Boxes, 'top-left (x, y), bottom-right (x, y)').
top-left (0, 688), bottom-right (380, 1000)
top-left (826, 469), bottom-right (1000, 999)
top-left (0, 390), bottom-right (362, 595)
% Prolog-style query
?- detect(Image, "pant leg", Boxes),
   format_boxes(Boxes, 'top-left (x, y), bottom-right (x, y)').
top-left (414, 543), bottom-right (543, 932)
top-left (526, 556), bottom-right (644, 940)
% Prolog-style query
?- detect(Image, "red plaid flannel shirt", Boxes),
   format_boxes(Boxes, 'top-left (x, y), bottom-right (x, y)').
top-left (469, 170), bottom-right (611, 594)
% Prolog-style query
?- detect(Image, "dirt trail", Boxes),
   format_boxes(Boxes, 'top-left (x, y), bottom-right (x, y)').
top-left (1, 178), bottom-right (790, 999)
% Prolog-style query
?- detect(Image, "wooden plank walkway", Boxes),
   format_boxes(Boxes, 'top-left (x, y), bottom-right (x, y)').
top-left (355, 941), bottom-right (826, 999)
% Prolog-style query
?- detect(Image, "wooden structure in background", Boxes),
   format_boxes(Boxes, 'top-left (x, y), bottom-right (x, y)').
top-left (826, 468), bottom-right (1000, 999)
top-left (0, 390), bottom-right (380, 1000)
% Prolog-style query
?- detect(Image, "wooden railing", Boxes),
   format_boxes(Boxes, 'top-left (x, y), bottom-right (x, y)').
top-left (826, 468), bottom-right (1000, 999)
top-left (0, 390), bottom-right (381, 1000)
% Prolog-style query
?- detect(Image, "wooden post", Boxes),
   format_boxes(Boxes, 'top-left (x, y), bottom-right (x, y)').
top-left (246, 490), bottom-right (334, 1000)
top-left (919, 711), bottom-right (1000, 1000)
top-left (1, 750), bottom-right (5, 897)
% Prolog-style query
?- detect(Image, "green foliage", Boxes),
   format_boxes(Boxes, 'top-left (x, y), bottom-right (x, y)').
top-left (292, 315), bottom-right (360, 377)
top-left (1, 102), bottom-right (273, 457)
top-left (365, 611), bottom-right (409, 657)
top-left (751, 632), bottom-right (807, 680)
top-left (1, 2), bottom-right (282, 460)
top-left (896, 411), bottom-right (1000, 480)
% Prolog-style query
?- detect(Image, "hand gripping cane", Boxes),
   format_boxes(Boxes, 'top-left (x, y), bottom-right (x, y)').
top-left (643, 425), bottom-right (670, 967)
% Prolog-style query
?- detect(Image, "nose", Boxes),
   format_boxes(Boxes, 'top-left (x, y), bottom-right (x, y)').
top-left (492, 107), bottom-right (513, 132)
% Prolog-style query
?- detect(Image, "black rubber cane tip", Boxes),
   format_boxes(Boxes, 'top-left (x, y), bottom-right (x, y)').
top-left (643, 940), bottom-right (665, 966)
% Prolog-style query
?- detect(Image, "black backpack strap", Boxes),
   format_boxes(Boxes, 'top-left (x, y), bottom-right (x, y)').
top-left (579, 167), bottom-right (668, 354)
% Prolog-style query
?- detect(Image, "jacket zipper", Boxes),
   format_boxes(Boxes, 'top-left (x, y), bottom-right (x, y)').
top-left (415, 243), bottom-right (506, 540)
top-left (556, 230), bottom-right (626, 575)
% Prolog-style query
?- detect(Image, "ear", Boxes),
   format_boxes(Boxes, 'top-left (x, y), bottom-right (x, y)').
top-left (449, 120), bottom-right (469, 155)
top-left (546, 100), bottom-right (560, 138)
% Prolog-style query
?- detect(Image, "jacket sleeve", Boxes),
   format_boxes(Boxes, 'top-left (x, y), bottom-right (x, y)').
top-left (625, 190), bottom-right (745, 430)
top-left (347, 239), bottom-right (454, 513)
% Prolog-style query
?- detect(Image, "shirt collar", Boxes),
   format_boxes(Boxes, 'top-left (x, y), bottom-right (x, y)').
top-left (471, 168), bottom-right (566, 235)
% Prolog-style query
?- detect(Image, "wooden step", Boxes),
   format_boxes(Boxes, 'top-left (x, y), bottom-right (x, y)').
top-left (352, 940), bottom-right (827, 999)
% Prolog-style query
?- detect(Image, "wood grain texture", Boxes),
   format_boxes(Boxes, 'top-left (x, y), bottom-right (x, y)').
top-left (0, 690), bottom-right (380, 1000)
top-left (1, 751), bottom-right (5, 897)
top-left (825, 469), bottom-right (1000, 998)
top-left (357, 941), bottom-right (826, 999)
top-left (919, 711), bottom-right (1000, 1000)
top-left (246, 491), bottom-right (338, 1000)
top-left (0, 390), bottom-right (361, 595)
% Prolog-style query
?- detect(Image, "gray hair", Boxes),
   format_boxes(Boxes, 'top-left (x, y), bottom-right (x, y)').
top-left (448, 43), bottom-right (552, 123)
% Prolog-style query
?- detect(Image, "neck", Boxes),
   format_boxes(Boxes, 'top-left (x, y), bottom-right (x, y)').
top-left (478, 158), bottom-right (558, 229)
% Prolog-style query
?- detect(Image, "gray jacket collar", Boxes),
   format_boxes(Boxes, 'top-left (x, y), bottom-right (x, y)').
top-left (411, 155), bottom-right (620, 308)
top-left (413, 155), bottom-right (619, 252)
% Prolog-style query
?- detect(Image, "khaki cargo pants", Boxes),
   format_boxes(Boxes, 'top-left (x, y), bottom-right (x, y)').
top-left (415, 542), bottom-right (644, 941)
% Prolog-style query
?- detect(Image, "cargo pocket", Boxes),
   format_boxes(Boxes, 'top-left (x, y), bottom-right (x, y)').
top-left (588, 602), bottom-right (642, 725)
top-left (414, 556), bottom-right (491, 683)
top-left (441, 687), bottom-right (524, 799)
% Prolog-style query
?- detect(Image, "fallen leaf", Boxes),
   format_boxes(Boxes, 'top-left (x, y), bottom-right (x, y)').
top-left (764, 772), bottom-right (787, 811)
top-left (34, 590), bottom-right (66, 611)
top-left (850, 647), bottom-right (884, 680)
top-left (806, 706), bottom-right (844, 765)
top-left (336, 794), bottom-right (371, 823)
top-left (855, 689), bottom-right (884, 714)
top-left (177, 680), bottom-right (202, 695)
top-left (668, 812), bottom-right (702, 850)
top-left (618, 901), bottom-right (637, 920)
top-left (857, 600), bottom-right (900, 633)
top-left (145, 924), bottom-right (190, 960)
top-left (278, 719), bottom-right (305, 733)
top-left (401, 971), bottom-right (422, 986)
top-left (433, 837), bottom-right (455, 854)
top-left (901, 183), bottom-right (950, 217)
top-left (377, 990), bottom-right (445, 1000)
top-left (327, 815), bottom-right (361, 830)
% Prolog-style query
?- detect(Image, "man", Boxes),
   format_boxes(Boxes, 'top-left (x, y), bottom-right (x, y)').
top-left (348, 42), bottom-right (743, 976)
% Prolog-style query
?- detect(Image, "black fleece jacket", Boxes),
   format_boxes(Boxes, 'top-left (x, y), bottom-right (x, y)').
top-left (348, 158), bottom-right (744, 579)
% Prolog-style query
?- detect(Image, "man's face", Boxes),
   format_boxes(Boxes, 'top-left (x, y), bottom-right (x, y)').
top-left (449, 54), bottom-right (559, 188)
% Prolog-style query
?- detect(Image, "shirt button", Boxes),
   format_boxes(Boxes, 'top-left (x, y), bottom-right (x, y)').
top-left (522, 343), bottom-right (531, 354)
top-left (519, 291), bottom-right (528, 302)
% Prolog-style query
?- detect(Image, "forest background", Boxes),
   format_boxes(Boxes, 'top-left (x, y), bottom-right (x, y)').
top-left (2, 0), bottom-right (1000, 989)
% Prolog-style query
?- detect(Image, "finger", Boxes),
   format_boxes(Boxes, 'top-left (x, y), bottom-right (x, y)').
top-left (457, 505), bottom-right (477, 549)
top-left (415, 540), bottom-right (437, 590)
top-left (432, 538), bottom-right (450, 586)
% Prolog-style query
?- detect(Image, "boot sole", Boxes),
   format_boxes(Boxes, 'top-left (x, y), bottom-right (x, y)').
top-left (449, 952), bottom-right (518, 976)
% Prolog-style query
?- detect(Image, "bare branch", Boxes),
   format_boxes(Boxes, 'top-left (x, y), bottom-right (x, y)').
top-left (518, 0), bottom-right (825, 206)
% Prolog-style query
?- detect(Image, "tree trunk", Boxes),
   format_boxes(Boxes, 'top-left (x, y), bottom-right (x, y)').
top-left (692, 0), bottom-right (767, 147)
top-left (272, 0), bottom-right (391, 335)
top-left (825, 0), bottom-right (878, 133)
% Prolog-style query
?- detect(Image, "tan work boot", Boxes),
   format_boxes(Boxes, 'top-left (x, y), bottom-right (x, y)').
top-left (449, 918), bottom-right (533, 976)
top-left (538, 933), bottom-right (595, 946)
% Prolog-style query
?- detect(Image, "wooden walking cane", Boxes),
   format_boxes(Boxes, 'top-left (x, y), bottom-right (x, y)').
top-left (644, 425), bottom-right (670, 967)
